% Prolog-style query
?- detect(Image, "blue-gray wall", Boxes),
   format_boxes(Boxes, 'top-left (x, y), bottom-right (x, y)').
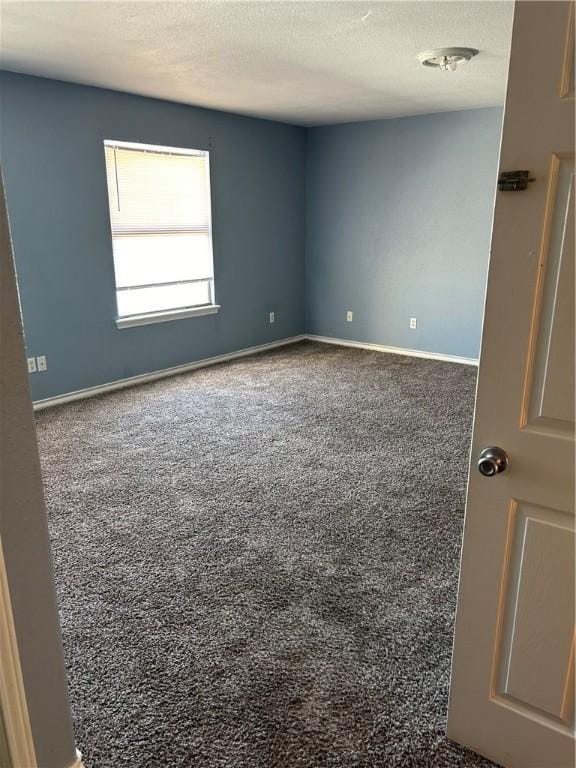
top-left (1, 72), bottom-right (503, 400)
top-left (0, 72), bottom-right (306, 400)
top-left (305, 108), bottom-right (503, 359)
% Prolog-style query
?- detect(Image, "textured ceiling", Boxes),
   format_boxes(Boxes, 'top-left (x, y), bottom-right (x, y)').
top-left (0, 1), bottom-right (514, 126)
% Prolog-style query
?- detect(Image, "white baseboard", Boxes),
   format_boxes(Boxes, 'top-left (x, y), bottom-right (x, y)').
top-left (69, 749), bottom-right (85, 768)
top-left (307, 335), bottom-right (479, 366)
top-left (33, 335), bottom-right (307, 410)
top-left (33, 332), bottom-right (477, 410)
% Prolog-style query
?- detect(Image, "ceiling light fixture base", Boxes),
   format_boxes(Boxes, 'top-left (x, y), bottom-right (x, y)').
top-left (418, 47), bottom-right (479, 72)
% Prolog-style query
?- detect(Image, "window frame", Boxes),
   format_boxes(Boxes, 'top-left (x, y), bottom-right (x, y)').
top-left (103, 139), bottom-right (219, 329)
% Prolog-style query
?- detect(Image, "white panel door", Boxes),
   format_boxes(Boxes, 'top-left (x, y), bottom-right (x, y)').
top-left (447, 3), bottom-right (575, 767)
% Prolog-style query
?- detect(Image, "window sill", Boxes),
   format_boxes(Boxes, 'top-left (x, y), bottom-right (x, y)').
top-left (116, 304), bottom-right (220, 329)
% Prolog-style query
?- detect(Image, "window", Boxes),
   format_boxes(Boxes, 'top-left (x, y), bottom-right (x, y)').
top-left (103, 140), bottom-right (217, 328)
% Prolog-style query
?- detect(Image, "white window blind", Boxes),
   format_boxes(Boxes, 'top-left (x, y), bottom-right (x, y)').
top-left (103, 140), bottom-right (215, 320)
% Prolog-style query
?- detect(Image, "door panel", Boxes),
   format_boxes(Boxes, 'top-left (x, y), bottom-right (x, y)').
top-left (525, 156), bottom-right (575, 433)
top-left (448, 3), bottom-right (575, 767)
top-left (495, 502), bottom-right (574, 724)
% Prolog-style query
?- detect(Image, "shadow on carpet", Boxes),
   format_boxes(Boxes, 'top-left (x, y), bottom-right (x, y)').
top-left (36, 341), bottom-right (497, 767)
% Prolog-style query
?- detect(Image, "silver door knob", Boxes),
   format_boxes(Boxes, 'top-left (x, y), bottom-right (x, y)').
top-left (478, 446), bottom-right (509, 477)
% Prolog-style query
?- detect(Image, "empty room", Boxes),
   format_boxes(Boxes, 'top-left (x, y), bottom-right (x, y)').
top-left (1, 2), bottom-right (574, 768)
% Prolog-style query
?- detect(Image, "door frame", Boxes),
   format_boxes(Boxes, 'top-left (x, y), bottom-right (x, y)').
top-left (0, 541), bottom-right (37, 768)
top-left (0, 170), bottom-right (82, 768)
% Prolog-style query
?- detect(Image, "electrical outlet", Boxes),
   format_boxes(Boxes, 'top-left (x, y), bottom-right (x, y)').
top-left (269, 312), bottom-right (275, 324)
top-left (409, 317), bottom-right (417, 329)
top-left (346, 311), bottom-right (353, 322)
top-left (27, 357), bottom-right (37, 373)
top-left (37, 355), bottom-right (47, 372)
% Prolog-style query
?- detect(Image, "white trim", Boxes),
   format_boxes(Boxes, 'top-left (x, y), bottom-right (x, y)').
top-left (67, 749), bottom-right (85, 768)
top-left (33, 335), bottom-right (307, 410)
top-left (33, 333), bottom-right (477, 411)
top-left (307, 335), bottom-right (479, 366)
top-left (115, 304), bottom-right (220, 329)
top-left (0, 541), bottom-right (37, 768)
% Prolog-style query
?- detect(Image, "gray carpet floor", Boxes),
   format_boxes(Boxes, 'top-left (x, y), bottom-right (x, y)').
top-left (36, 341), bottom-right (496, 768)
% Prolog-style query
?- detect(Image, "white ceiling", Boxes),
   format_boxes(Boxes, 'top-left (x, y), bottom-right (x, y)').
top-left (0, 1), bottom-right (514, 126)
